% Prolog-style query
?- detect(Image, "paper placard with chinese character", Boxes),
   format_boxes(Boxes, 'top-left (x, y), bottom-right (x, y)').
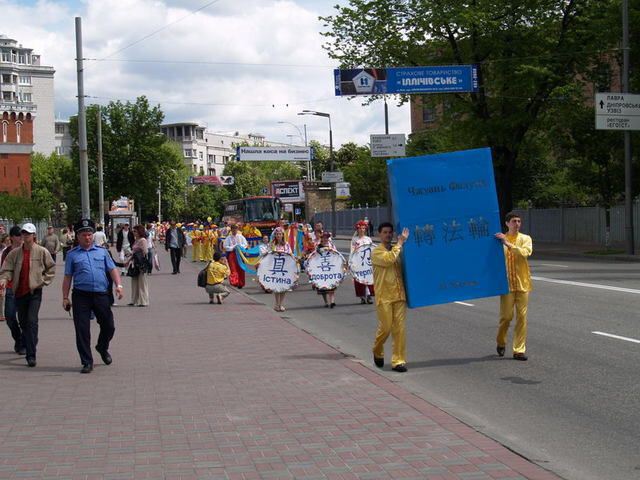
top-left (387, 147), bottom-right (508, 308)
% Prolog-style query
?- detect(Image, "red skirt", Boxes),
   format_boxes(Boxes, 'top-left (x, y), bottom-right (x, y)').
top-left (227, 250), bottom-right (245, 288)
top-left (354, 280), bottom-right (374, 297)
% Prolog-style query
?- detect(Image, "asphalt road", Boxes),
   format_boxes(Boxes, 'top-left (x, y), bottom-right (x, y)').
top-left (243, 240), bottom-right (640, 480)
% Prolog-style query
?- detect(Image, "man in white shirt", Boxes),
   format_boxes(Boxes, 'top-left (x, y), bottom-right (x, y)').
top-left (93, 225), bottom-right (108, 247)
top-left (223, 224), bottom-right (248, 288)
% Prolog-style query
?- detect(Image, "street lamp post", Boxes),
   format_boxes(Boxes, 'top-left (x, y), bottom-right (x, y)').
top-left (298, 110), bottom-right (335, 236)
top-left (277, 121), bottom-right (311, 180)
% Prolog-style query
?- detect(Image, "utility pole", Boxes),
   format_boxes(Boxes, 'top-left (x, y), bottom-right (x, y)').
top-left (157, 180), bottom-right (162, 223)
top-left (622, 0), bottom-right (634, 254)
top-left (75, 17), bottom-right (90, 219)
top-left (97, 106), bottom-right (104, 226)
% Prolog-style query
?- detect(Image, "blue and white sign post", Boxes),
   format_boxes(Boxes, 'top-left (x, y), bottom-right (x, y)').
top-left (387, 148), bottom-right (508, 308)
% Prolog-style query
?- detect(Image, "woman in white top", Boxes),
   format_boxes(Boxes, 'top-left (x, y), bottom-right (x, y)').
top-left (268, 227), bottom-right (293, 312)
top-left (125, 225), bottom-right (149, 306)
top-left (350, 220), bottom-right (375, 304)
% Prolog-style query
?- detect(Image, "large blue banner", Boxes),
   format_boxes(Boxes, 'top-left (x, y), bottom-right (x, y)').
top-left (387, 148), bottom-right (508, 308)
top-left (334, 65), bottom-right (478, 96)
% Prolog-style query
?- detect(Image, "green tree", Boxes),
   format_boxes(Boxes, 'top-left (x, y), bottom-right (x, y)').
top-left (222, 161), bottom-right (268, 199)
top-left (181, 185), bottom-right (229, 221)
top-left (342, 144), bottom-right (388, 206)
top-left (321, 0), bottom-right (619, 215)
top-left (69, 97), bottom-right (188, 221)
top-left (0, 191), bottom-right (48, 223)
top-left (30, 152), bottom-right (76, 224)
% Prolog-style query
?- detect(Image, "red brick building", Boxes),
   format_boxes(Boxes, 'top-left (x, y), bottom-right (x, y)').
top-left (0, 104), bottom-right (34, 196)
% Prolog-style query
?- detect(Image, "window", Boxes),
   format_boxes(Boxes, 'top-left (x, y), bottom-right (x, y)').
top-left (199, 151), bottom-right (203, 160)
top-left (422, 107), bottom-right (436, 124)
top-left (19, 92), bottom-right (31, 102)
top-left (16, 122), bottom-right (21, 143)
top-left (55, 124), bottom-right (66, 134)
top-left (184, 125), bottom-right (191, 138)
top-left (18, 53), bottom-right (26, 64)
top-left (18, 75), bottom-right (31, 85)
top-left (0, 51), bottom-right (9, 62)
top-left (223, 156), bottom-right (229, 164)
top-left (1, 74), bottom-right (11, 84)
top-left (1, 122), bottom-right (7, 143)
top-left (55, 146), bottom-right (63, 155)
top-left (196, 129), bottom-right (203, 140)
top-left (184, 149), bottom-right (192, 157)
top-left (2, 91), bottom-right (12, 101)
top-left (176, 126), bottom-right (183, 136)
top-left (208, 154), bottom-right (214, 163)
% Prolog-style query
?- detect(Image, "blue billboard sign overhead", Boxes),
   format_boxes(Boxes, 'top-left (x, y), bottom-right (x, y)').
top-left (387, 148), bottom-right (508, 308)
top-left (334, 65), bottom-right (479, 96)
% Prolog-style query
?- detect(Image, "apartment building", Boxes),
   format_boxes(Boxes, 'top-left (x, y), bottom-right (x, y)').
top-left (161, 122), bottom-right (279, 175)
top-left (0, 35), bottom-right (55, 154)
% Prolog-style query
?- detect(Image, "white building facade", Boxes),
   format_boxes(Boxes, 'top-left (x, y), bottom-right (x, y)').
top-left (0, 35), bottom-right (55, 155)
top-left (54, 119), bottom-right (72, 156)
top-left (161, 122), bottom-right (283, 175)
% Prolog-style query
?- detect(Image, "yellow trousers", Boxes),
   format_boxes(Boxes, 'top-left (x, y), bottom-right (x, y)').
top-left (192, 242), bottom-right (200, 261)
top-left (497, 291), bottom-right (529, 354)
top-left (373, 301), bottom-right (407, 367)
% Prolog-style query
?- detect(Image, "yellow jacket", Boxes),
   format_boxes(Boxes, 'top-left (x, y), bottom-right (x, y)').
top-left (207, 261), bottom-right (230, 285)
top-left (372, 243), bottom-right (406, 305)
top-left (504, 232), bottom-right (532, 292)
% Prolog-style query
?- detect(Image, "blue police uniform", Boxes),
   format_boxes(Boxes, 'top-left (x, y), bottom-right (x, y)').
top-left (65, 239), bottom-right (117, 369)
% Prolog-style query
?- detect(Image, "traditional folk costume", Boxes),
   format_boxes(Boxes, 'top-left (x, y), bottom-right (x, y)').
top-left (497, 232), bottom-right (533, 356)
top-left (314, 234), bottom-right (339, 308)
top-left (223, 230), bottom-right (248, 288)
top-left (350, 223), bottom-right (375, 304)
top-left (203, 228), bottom-right (215, 262)
top-left (372, 241), bottom-right (407, 369)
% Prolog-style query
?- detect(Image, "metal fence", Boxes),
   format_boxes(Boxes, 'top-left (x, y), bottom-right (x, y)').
top-left (311, 206), bottom-right (392, 236)
top-left (511, 202), bottom-right (640, 246)
top-left (312, 203), bottom-right (640, 246)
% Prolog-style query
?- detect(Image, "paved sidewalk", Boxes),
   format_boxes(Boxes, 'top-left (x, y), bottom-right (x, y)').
top-left (0, 251), bottom-right (559, 480)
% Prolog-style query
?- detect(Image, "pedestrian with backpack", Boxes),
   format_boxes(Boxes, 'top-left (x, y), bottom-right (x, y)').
top-left (200, 252), bottom-right (230, 304)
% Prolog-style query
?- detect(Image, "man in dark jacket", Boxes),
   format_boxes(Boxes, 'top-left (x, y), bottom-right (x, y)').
top-left (164, 221), bottom-right (186, 274)
top-left (116, 224), bottom-right (135, 258)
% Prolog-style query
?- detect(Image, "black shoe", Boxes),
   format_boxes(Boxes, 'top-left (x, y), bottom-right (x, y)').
top-left (513, 353), bottom-right (528, 361)
top-left (26, 357), bottom-right (36, 368)
top-left (209, 299), bottom-right (214, 304)
top-left (171, 272), bottom-right (177, 275)
top-left (324, 303), bottom-right (329, 308)
top-left (96, 347), bottom-right (112, 365)
top-left (496, 345), bottom-right (505, 357)
top-left (15, 344), bottom-right (26, 355)
top-left (330, 303), bottom-right (336, 308)
top-left (366, 296), bottom-right (373, 304)
top-left (80, 364), bottom-right (93, 374)
top-left (373, 355), bottom-right (384, 368)
top-left (392, 364), bottom-right (407, 372)
top-left (360, 298), bottom-right (366, 304)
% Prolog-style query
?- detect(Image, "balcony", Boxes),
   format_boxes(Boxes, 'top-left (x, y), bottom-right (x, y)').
top-left (0, 101), bottom-right (36, 113)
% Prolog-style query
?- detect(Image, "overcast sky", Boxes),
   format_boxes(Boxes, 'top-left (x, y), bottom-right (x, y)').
top-left (3, 0), bottom-right (411, 148)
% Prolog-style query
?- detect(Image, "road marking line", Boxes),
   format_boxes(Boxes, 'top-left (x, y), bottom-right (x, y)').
top-left (454, 301), bottom-right (475, 307)
top-left (532, 276), bottom-right (640, 295)
top-left (537, 263), bottom-right (569, 268)
top-left (592, 331), bottom-right (640, 344)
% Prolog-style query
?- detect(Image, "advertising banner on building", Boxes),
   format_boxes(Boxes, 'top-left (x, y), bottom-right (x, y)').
top-left (271, 180), bottom-right (305, 203)
top-left (237, 146), bottom-right (313, 161)
top-left (334, 65), bottom-right (478, 96)
top-left (189, 176), bottom-right (234, 186)
top-left (387, 148), bottom-right (508, 308)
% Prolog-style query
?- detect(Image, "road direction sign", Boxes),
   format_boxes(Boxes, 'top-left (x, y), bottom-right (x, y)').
top-left (370, 134), bottom-right (406, 157)
top-left (595, 93), bottom-right (640, 130)
top-left (322, 171), bottom-right (344, 183)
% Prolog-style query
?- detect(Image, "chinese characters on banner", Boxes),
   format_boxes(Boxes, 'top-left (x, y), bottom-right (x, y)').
top-left (256, 252), bottom-right (300, 293)
top-left (387, 148), bottom-right (508, 308)
top-left (306, 250), bottom-right (346, 290)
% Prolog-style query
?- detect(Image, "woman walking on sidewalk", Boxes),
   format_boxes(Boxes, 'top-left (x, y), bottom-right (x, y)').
top-left (126, 225), bottom-right (150, 307)
top-left (269, 227), bottom-right (292, 312)
top-left (350, 220), bottom-right (375, 304)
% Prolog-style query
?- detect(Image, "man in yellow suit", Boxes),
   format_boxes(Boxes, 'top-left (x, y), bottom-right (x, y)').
top-left (371, 222), bottom-right (410, 373)
top-left (494, 211), bottom-right (533, 361)
top-left (203, 225), bottom-right (214, 262)
top-left (191, 225), bottom-right (202, 262)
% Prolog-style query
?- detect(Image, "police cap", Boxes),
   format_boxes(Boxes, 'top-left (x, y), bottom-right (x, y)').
top-left (75, 218), bottom-right (95, 233)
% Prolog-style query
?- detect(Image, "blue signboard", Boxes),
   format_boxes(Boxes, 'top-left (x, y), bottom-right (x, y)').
top-left (387, 148), bottom-right (508, 308)
top-left (334, 65), bottom-right (478, 96)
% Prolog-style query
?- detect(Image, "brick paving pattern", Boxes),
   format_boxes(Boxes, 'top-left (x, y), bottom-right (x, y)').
top-left (0, 252), bottom-right (559, 479)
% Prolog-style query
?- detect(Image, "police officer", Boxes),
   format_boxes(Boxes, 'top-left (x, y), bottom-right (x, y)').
top-left (62, 219), bottom-right (124, 373)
